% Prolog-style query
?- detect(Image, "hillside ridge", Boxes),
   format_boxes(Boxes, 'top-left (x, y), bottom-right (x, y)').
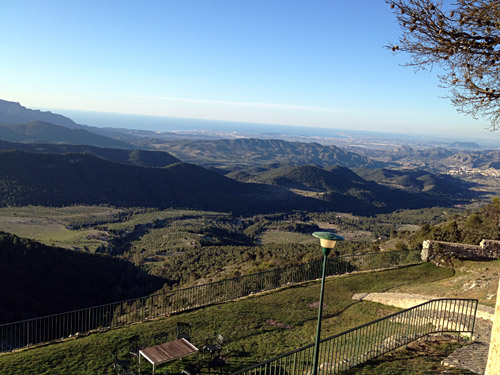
top-left (0, 121), bottom-right (133, 149)
top-left (155, 138), bottom-right (386, 169)
top-left (0, 99), bottom-right (79, 128)
top-left (0, 139), bottom-right (180, 167)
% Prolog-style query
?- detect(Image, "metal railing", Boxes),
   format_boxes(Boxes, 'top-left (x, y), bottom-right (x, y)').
top-left (231, 298), bottom-right (478, 375)
top-left (0, 249), bottom-right (421, 352)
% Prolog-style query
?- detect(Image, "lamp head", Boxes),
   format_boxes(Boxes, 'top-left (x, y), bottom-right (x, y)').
top-left (313, 232), bottom-right (345, 255)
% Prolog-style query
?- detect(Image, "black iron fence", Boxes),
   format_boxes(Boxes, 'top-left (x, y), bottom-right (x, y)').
top-left (0, 250), bottom-right (421, 352)
top-left (231, 299), bottom-right (477, 375)
top-left (230, 298), bottom-right (478, 375)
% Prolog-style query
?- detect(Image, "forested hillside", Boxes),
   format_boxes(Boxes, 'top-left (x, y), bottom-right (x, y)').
top-left (0, 150), bottom-right (468, 215)
top-left (227, 164), bottom-right (467, 214)
top-left (0, 150), bottom-right (262, 212)
top-left (0, 139), bottom-right (180, 167)
top-left (153, 138), bottom-right (386, 169)
top-left (355, 167), bottom-right (475, 198)
top-left (394, 198), bottom-right (500, 250)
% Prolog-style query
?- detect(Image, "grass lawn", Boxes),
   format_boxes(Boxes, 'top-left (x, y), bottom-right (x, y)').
top-left (0, 263), bottom-right (455, 375)
top-left (391, 259), bottom-right (500, 307)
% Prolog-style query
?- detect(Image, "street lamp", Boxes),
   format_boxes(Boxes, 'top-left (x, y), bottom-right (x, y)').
top-left (311, 231), bottom-right (345, 375)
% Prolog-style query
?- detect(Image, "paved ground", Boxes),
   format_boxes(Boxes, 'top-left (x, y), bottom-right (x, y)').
top-left (352, 292), bottom-right (494, 375)
top-left (442, 317), bottom-right (491, 374)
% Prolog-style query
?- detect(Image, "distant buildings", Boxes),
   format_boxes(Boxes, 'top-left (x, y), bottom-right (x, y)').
top-left (447, 166), bottom-right (500, 178)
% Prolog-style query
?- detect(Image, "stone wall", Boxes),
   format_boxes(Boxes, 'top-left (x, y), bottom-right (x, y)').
top-left (422, 239), bottom-right (500, 264)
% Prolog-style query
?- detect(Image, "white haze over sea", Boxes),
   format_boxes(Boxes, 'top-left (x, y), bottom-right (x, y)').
top-left (54, 108), bottom-right (350, 137)
top-left (50, 108), bottom-right (500, 148)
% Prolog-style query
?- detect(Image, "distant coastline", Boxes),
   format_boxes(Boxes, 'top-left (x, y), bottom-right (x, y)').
top-left (45, 108), bottom-right (347, 136)
top-left (43, 108), bottom-right (500, 148)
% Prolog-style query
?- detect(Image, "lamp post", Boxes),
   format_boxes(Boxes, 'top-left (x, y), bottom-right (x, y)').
top-left (311, 231), bottom-right (345, 375)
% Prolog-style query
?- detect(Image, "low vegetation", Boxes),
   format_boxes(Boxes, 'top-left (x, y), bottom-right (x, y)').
top-left (355, 167), bottom-right (475, 200)
top-left (0, 204), bottom-right (468, 296)
top-left (0, 145), bottom-right (477, 216)
top-left (0, 139), bottom-right (180, 167)
top-left (0, 263), bottom-right (454, 375)
top-left (396, 198), bottom-right (500, 251)
top-left (2, 199), bottom-right (498, 325)
top-left (149, 138), bottom-right (382, 169)
top-left (343, 336), bottom-right (474, 374)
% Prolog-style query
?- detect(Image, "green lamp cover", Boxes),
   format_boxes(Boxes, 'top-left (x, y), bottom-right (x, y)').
top-left (313, 231), bottom-right (345, 250)
top-left (312, 232), bottom-right (345, 241)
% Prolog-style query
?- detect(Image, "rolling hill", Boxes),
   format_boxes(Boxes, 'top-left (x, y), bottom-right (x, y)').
top-left (240, 164), bottom-right (368, 192)
top-left (355, 168), bottom-right (476, 199)
top-left (0, 139), bottom-right (180, 167)
top-left (0, 150), bottom-right (467, 215)
top-left (349, 145), bottom-right (500, 172)
top-left (443, 150), bottom-right (500, 169)
top-left (0, 150), bottom-right (262, 212)
top-left (154, 138), bottom-right (385, 169)
top-left (0, 121), bottom-right (133, 148)
top-left (0, 150), bottom-right (334, 214)
top-left (226, 164), bottom-right (462, 214)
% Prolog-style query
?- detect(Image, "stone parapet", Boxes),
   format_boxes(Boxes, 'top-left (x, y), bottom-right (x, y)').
top-left (421, 239), bottom-right (500, 264)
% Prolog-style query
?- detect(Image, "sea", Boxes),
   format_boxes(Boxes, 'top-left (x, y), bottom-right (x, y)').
top-left (48, 108), bottom-right (500, 148)
top-left (53, 109), bottom-right (349, 137)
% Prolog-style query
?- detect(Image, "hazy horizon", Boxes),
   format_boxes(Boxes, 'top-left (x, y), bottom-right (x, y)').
top-left (46, 107), bottom-right (500, 147)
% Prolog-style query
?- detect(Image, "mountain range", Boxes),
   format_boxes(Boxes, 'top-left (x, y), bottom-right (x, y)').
top-left (0, 121), bottom-right (133, 148)
top-left (0, 150), bottom-right (260, 212)
top-left (0, 149), bottom-right (468, 215)
top-left (0, 98), bottom-right (481, 215)
top-left (226, 164), bottom-right (469, 213)
top-left (444, 150), bottom-right (500, 169)
top-left (0, 99), bottom-right (80, 129)
top-left (350, 144), bottom-right (500, 172)
top-left (0, 99), bottom-right (146, 147)
top-left (0, 99), bottom-right (386, 169)
top-left (355, 168), bottom-right (475, 199)
top-left (151, 138), bottom-right (385, 169)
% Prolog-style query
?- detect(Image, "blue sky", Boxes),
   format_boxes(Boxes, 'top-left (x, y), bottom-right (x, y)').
top-left (1, 0), bottom-right (497, 139)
